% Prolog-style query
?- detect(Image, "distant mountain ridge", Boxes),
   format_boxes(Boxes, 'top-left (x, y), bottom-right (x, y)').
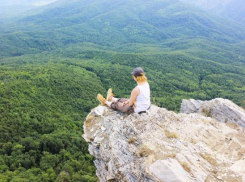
top-left (17, 0), bottom-right (245, 42)
top-left (179, 0), bottom-right (245, 25)
top-left (1, 0), bottom-right (245, 58)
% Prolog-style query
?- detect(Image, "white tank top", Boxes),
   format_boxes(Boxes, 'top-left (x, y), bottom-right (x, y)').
top-left (134, 82), bottom-right (151, 113)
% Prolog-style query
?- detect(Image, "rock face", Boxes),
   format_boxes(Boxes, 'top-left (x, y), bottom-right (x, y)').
top-left (180, 98), bottom-right (245, 127)
top-left (83, 98), bottom-right (245, 182)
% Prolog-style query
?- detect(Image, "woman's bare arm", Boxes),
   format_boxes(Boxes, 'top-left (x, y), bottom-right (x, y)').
top-left (123, 87), bottom-right (139, 106)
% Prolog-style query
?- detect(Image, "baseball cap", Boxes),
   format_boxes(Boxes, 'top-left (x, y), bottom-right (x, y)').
top-left (131, 67), bottom-right (145, 77)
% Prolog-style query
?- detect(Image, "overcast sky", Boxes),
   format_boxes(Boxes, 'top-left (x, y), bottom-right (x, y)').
top-left (0, 0), bottom-right (59, 19)
top-left (0, 0), bottom-right (58, 7)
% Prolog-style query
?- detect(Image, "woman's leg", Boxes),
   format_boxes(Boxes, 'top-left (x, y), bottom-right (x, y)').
top-left (110, 98), bottom-right (134, 114)
top-left (105, 100), bottom-right (112, 107)
top-left (98, 93), bottom-right (133, 114)
top-left (105, 97), bottom-right (118, 108)
top-left (111, 97), bottom-right (119, 102)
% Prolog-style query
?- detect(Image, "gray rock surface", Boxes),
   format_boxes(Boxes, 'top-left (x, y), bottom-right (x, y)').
top-left (83, 98), bottom-right (245, 182)
top-left (180, 98), bottom-right (245, 127)
top-left (149, 159), bottom-right (192, 182)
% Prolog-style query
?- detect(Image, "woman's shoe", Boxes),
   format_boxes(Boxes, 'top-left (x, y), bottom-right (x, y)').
top-left (97, 94), bottom-right (106, 105)
top-left (106, 88), bottom-right (114, 101)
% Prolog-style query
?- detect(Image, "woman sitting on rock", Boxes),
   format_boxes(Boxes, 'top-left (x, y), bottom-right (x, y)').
top-left (97, 67), bottom-right (151, 114)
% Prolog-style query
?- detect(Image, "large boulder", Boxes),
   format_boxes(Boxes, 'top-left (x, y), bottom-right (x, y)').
top-left (180, 98), bottom-right (245, 127)
top-left (83, 99), bottom-right (245, 182)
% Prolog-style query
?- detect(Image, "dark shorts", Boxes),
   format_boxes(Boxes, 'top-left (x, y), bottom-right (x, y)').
top-left (111, 98), bottom-right (134, 114)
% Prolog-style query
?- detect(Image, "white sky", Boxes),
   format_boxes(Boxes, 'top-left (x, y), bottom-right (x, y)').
top-left (32, 0), bottom-right (58, 6)
top-left (0, 0), bottom-right (58, 7)
top-left (0, 0), bottom-right (59, 18)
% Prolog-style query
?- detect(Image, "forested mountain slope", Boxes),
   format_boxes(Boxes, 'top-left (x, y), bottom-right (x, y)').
top-left (1, 0), bottom-right (245, 58)
top-left (0, 0), bottom-right (245, 181)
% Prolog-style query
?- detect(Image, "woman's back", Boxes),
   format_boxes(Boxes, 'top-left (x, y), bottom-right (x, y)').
top-left (135, 82), bottom-right (151, 113)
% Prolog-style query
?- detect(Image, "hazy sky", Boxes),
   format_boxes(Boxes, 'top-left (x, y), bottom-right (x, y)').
top-left (32, 0), bottom-right (58, 6)
top-left (0, 0), bottom-right (59, 19)
top-left (0, 0), bottom-right (58, 7)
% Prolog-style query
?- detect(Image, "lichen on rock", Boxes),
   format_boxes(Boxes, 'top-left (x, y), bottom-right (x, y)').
top-left (83, 98), bottom-right (245, 182)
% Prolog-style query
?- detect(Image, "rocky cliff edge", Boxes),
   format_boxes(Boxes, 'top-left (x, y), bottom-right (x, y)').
top-left (82, 98), bottom-right (245, 182)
